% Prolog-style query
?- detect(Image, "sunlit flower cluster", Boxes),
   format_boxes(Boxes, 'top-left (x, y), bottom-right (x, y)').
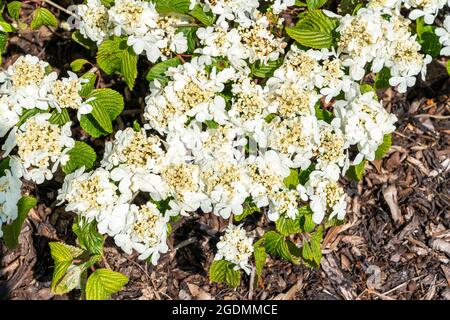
top-left (2, 0), bottom-right (448, 277)
top-left (436, 15), bottom-right (450, 56)
top-left (215, 224), bottom-right (254, 274)
top-left (0, 55), bottom-right (92, 121)
top-left (336, 8), bottom-right (432, 92)
top-left (73, 0), bottom-right (190, 62)
top-left (0, 159), bottom-right (22, 237)
top-left (3, 114), bottom-right (75, 184)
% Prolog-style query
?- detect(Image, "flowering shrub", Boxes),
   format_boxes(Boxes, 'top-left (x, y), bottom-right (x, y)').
top-left (0, 0), bottom-right (449, 298)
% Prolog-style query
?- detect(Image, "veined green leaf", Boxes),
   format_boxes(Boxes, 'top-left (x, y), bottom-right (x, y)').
top-left (189, 4), bottom-right (215, 25)
top-left (264, 231), bottom-right (300, 264)
top-left (85, 269), bottom-right (129, 300)
top-left (62, 141), bottom-right (97, 174)
top-left (30, 8), bottom-right (58, 29)
top-left (155, 0), bottom-right (190, 14)
top-left (7, 1), bottom-right (22, 20)
top-left (374, 133), bottom-right (392, 160)
top-left (72, 217), bottom-right (104, 255)
top-left (72, 30), bottom-right (96, 50)
top-left (307, 0), bottom-right (328, 10)
top-left (209, 259), bottom-right (241, 288)
top-left (253, 239), bottom-right (266, 280)
top-left (250, 59), bottom-right (283, 78)
top-left (286, 10), bottom-right (337, 49)
top-left (2, 196), bottom-right (37, 249)
top-left (79, 72), bottom-right (97, 97)
top-left (146, 57), bottom-right (181, 85)
top-left (120, 46), bottom-right (138, 89)
top-left (49, 108), bottom-right (70, 126)
top-left (70, 59), bottom-right (90, 72)
top-left (82, 88), bottom-right (124, 135)
top-left (346, 159), bottom-right (366, 181)
top-left (0, 157), bottom-right (10, 177)
top-left (275, 215), bottom-right (301, 236)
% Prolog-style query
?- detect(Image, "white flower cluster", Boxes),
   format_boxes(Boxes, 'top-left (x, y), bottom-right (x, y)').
top-left (195, 13), bottom-right (287, 72)
top-left (214, 224), bottom-right (254, 274)
top-left (75, 0), bottom-right (190, 62)
top-left (2, 113), bottom-right (75, 184)
top-left (0, 159), bottom-right (22, 237)
top-left (336, 8), bottom-right (432, 92)
top-left (55, 2), bottom-right (410, 267)
top-left (436, 15), bottom-right (450, 56)
top-left (368, 0), bottom-right (449, 24)
top-left (0, 55), bottom-right (93, 121)
top-left (4, 0), bottom-right (445, 272)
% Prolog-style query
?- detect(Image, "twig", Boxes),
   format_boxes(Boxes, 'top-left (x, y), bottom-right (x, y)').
top-left (41, 0), bottom-right (80, 19)
top-left (414, 114), bottom-right (450, 120)
top-left (248, 266), bottom-right (256, 300)
top-left (174, 237), bottom-right (197, 250)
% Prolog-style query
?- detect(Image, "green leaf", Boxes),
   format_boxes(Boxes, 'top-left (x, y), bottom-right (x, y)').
top-left (49, 242), bottom-right (84, 263)
top-left (264, 231), bottom-right (299, 264)
top-left (80, 114), bottom-right (109, 138)
top-left (418, 26), bottom-right (442, 57)
top-left (120, 46), bottom-right (138, 89)
top-left (177, 26), bottom-right (197, 53)
top-left (52, 264), bottom-right (84, 295)
top-left (298, 206), bottom-right (315, 232)
top-left (0, 157), bottom-right (10, 177)
top-left (346, 159), bottom-right (366, 181)
top-left (100, 0), bottom-right (115, 7)
top-left (79, 72), bottom-right (97, 97)
top-left (298, 164), bottom-right (315, 184)
top-left (146, 57), bottom-right (181, 85)
top-left (374, 133), bottom-right (392, 160)
top-left (315, 102), bottom-right (334, 122)
top-left (49, 241), bottom-right (84, 294)
top-left (250, 59), bottom-right (283, 78)
top-left (204, 119), bottom-right (219, 129)
top-left (286, 10), bottom-right (337, 49)
top-left (62, 141), bottom-right (97, 174)
top-left (86, 269), bottom-right (129, 300)
top-left (72, 218), bottom-right (104, 255)
top-left (17, 108), bottom-right (46, 127)
top-left (0, 32), bottom-right (7, 56)
top-left (7, 1), bottom-right (22, 20)
top-left (82, 88), bottom-right (124, 134)
top-left (2, 196), bottom-right (37, 249)
top-left (70, 59), bottom-right (90, 72)
top-left (301, 239), bottom-right (313, 261)
top-left (283, 169), bottom-right (299, 189)
top-left (30, 7), bottom-right (58, 29)
top-left (209, 259), bottom-right (241, 288)
top-left (133, 120), bottom-right (141, 132)
top-left (374, 67), bottom-right (391, 90)
top-left (360, 83), bottom-right (376, 94)
top-left (310, 226), bottom-right (323, 265)
top-left (447, 61), bottom-right (450, 75)
top-left (275, 215), bottom-right (301, 236)
top-left (72, 30), bottom-right (96, 50)
top-left (0, 21), bottom-right (15, 33)
top-left (49, 108), bottom-right (70, 126)
top-left (96, 36), bottom-right (125, 75)
top-left (253, 239), bottom-right (266, 279)
top-left (234, 199), bottom-right (260, 222)
top-left (97, 36), bottom-right (138, 89)
top-left (189, 4), bottom-right (215, 26)
top-left (155, 0), bottom-right (190, 14)
top-left (337, 0), bottom-right (362, 14)
top-left (307, 0), bottom-right (328, 10)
